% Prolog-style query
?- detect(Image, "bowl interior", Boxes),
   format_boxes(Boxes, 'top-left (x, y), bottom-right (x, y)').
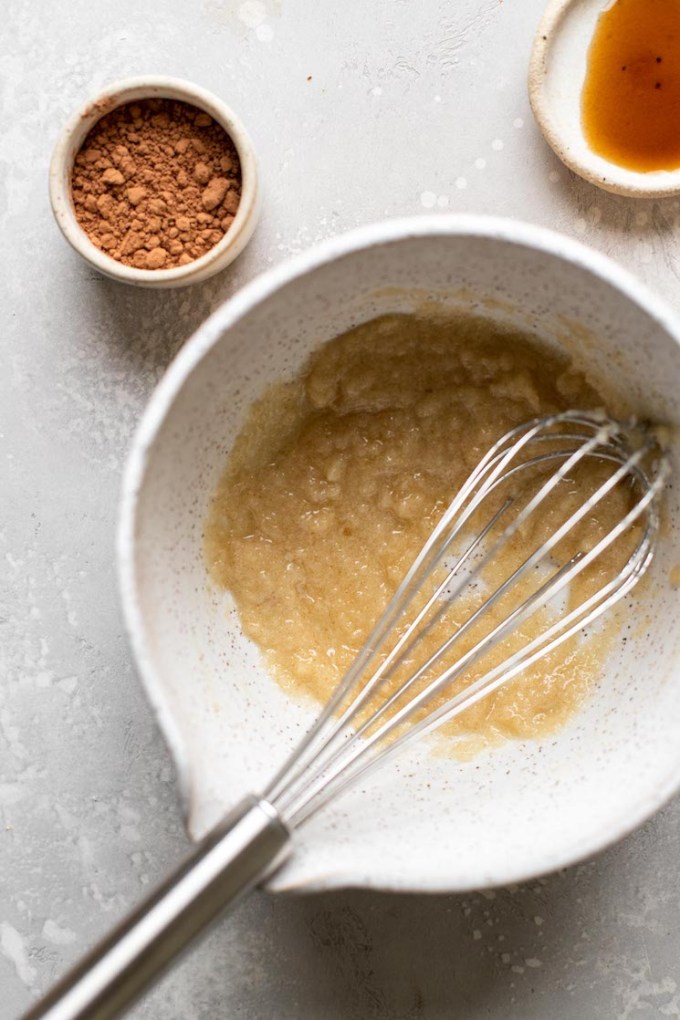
top-left (125, 222), bottom-right (680, 892)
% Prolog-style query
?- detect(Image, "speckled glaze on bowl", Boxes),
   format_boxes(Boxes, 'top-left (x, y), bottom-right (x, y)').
top-left (118, 216), bottom-right (680, 894)
top-left (529, 0), bottom-right (680, 198)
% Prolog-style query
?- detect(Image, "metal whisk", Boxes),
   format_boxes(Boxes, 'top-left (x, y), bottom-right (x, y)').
top-left (28, 411), bottom-right (668, 1020)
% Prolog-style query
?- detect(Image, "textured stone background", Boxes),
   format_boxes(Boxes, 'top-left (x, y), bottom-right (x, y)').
top-left (2, 0), bottom-right (680, 1017)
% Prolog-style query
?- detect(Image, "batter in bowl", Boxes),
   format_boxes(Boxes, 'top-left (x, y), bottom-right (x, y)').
top-left (205, 313), bottom-right (632, 755)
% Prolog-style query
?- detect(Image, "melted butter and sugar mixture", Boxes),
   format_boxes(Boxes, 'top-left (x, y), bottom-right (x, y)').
top-left (205, 314), bottom-right (636, 757)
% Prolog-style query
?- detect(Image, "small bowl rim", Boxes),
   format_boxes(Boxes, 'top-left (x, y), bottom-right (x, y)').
top-left (49, 75), bottom-right (260, 287)
top-left (118, 214), bottom-right (680, 893)
top-left (529, 0), bottom-right (680, 198)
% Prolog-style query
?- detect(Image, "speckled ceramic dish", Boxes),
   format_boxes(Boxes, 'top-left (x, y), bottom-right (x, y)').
top-left (119, 216), bottom-right (680, 893)
top-left (49, 76), bottom-right (260, 287)
top-left (529, 0), bottom-right (680, 197)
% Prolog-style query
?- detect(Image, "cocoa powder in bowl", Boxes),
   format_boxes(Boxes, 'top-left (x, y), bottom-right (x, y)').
top-left (70, 98), bottom-right (242, 270)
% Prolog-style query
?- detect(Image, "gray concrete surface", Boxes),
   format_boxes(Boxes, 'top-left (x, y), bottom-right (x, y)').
top-left (2, 0), bottom-right (680, 1017)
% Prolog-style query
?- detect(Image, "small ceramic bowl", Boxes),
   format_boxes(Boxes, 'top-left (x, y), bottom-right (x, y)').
top-left (529, 0), bottom-right (680, 198)
top-left (119, 216), bottom-right (680, 894)
top-left (49, 76), bottom-right (260, 288)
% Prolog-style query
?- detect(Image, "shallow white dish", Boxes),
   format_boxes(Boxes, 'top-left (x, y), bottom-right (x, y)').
top-left (529, 0), bottom-right (680, 197)
top-left (119, 216), bottom-right (680, 893)
top-left (49, 76), bottom-right (260, 288)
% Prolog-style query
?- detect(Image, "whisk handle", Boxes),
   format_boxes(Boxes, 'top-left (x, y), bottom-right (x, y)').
top-left (23, 796), bottom-right (291, 1020)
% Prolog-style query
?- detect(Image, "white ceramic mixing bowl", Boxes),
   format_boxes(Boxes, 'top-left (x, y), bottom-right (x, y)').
top-left (119, 216), bottom-right (680, 893)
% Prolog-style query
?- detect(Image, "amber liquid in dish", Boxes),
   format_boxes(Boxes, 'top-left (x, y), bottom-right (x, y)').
top-left (205, 314), bottom-right (632, 758)
top-left (582, 0), bottom-right (680, 172)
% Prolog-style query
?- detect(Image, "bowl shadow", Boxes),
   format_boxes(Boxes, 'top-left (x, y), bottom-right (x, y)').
top-left (134, 798), bottom-right (680, 1019)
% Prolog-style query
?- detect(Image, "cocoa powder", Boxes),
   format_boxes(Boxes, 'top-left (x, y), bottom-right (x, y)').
top-left (71, 98), bottom-right (242, 270)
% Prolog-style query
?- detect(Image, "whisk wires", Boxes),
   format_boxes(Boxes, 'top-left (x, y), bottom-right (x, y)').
top-left (264, 411), bottom-right (668, 828)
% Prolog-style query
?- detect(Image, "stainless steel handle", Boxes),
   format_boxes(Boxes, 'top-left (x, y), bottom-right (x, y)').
top-left (24, 796), bottom-right (291, 1020)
